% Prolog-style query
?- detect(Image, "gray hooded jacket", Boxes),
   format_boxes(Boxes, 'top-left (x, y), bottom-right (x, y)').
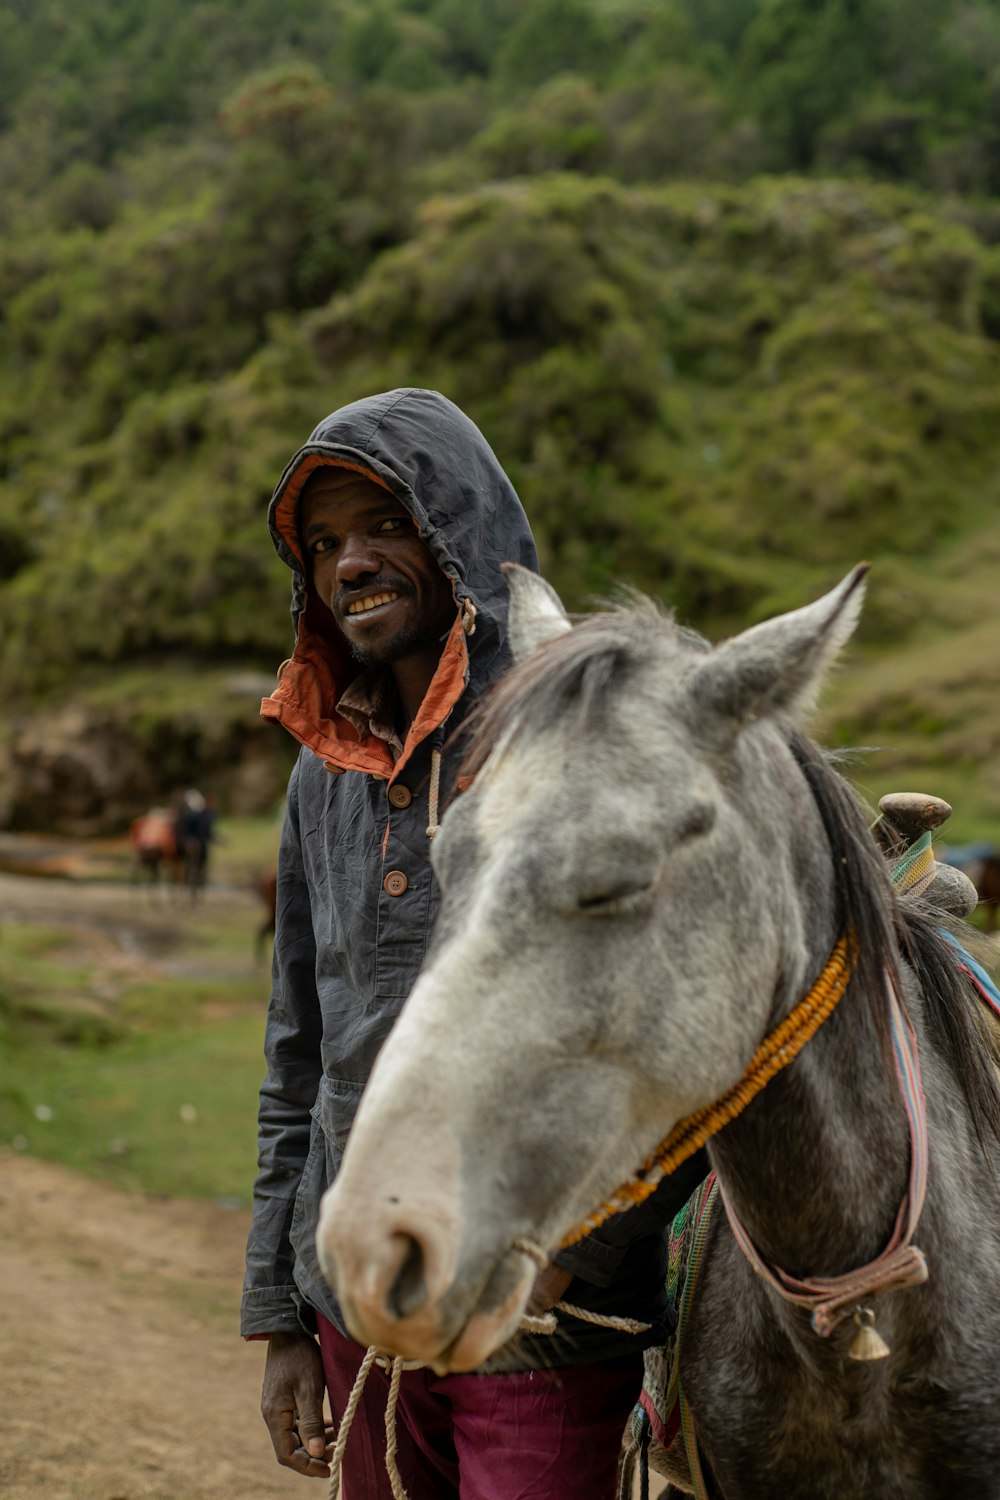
top-left (241, 389), bottom-right (704, 1366)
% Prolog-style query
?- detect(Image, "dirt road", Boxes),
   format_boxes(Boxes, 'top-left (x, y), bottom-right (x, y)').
top-left (0, 1151), bottom-right (298, 1500)
top-left (0, 1153), bottom-right (667, 1500)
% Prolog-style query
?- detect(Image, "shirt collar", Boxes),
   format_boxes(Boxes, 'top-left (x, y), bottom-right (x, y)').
top-left (337, 668), bottom-right (405, 761)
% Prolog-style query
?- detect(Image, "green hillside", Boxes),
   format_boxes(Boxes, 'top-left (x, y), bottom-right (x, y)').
top-left (2, 0), bottom-right (1000, 836)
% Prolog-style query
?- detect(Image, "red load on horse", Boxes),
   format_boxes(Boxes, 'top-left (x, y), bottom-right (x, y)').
top-left (129, 808), bottom-right (178, 891)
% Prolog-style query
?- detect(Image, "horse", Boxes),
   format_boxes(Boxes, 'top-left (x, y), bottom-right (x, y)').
top-left (128, 808), bottom-right (179, 895)
top-left (316, 565), bottom-right (1000, 1498)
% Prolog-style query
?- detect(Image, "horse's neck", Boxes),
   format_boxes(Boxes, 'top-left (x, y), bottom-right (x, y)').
top-left (707, 962), bottom-right (914, 1279)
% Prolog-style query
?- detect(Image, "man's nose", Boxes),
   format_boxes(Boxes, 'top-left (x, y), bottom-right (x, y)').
top-left (336, 534), bottom-right (381, 583)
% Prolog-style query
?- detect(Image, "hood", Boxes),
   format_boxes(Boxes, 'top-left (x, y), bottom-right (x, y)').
top-left (261, 388), bottom-right (538, 780)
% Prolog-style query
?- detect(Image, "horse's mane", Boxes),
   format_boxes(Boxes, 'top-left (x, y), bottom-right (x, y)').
top-left (789, 730), bottom-right (1000, 1153)
top-left (457, 601), bottom-right (1000, 1154)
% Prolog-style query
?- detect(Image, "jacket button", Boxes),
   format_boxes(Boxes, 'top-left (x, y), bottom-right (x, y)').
top-left (383, 870), bottom-right (409, 897)
top-left (388, 784), bottom-right (412, 809)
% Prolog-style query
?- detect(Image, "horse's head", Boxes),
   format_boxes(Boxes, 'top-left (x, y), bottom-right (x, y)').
top-left (317, 565), bottom-right (868, 1369)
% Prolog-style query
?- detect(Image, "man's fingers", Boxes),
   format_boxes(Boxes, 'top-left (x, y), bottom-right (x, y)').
top-left (288, 1444), bottom-right (332, 1478)
top-left (262, 1404), bottom-right (298, 1462)
top-left (279, 1445), bottom-right (331, 1478)
top-left (264, 1411), bottom-right (331, 1476)
top-left (527, 1262), bottom-right (574, 1314)
top-left (298, 1410), bottom-right (329, 1461)
top-left (260, 1332), bottom-right (331, 1477)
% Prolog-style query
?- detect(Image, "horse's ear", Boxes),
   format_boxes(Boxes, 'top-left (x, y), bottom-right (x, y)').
top-left (687, 564), bottom-right (868, 736)
top-left (502, 563), bottom-right (572, 661)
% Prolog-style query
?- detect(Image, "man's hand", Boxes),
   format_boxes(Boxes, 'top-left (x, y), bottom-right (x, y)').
top-left (526, 1262), bottom-right (574, 1316)
top-left (260, 1329), bottom-right (332, 1478)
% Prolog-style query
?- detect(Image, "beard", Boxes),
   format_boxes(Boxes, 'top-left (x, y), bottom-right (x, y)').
top-left (346, 615), bottom-right (443, 667)
top-left (339, 585), bottom-right (450, 667)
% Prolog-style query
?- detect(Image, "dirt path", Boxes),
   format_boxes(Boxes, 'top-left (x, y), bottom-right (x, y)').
top-left (0, 1152), bottom-right (667, 1500)
top-left (0, 1152), bottom-right (300, 1500)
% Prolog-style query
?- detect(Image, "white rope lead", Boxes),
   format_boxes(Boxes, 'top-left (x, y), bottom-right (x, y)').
top-left (383, 1356), bottom-right (408, 1500)
top-left (425, 748), bottom-right (442, 840)
top-left (326, 1344), bottom-right (379, 1500)
top-left (326, 1239), bottom-right (651, 1499)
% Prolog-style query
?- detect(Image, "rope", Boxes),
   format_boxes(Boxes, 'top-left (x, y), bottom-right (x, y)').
top-left (511, 1235), bottom-right (652, 1333)
top-left (383, 1357), bottom-right (408, 1500)
top-left (326, 1240), bottom-right (650, 1499)
top-left (326, 1344), bottom-right (379, 1499)
top-left (553, 1301), bottom-right (651, 1334)
top-left (560, 933), bottom-right (856, 1246)
top-left (719, 969), bottom-right (929, 1338)
top-left (425, 747), bottom-right (442, 840)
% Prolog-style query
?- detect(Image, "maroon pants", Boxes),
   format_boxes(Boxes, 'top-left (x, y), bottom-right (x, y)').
top-left (318, 1316), bottom-right (641, 1500)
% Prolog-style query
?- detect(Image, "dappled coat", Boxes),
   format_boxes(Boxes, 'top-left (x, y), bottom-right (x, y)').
top-left (240, 388), bottom-right (703, 1367)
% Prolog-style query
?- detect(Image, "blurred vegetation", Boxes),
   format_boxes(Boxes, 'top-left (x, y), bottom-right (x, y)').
top-left (0, 886), bottom-right (273, 1200)
top-left (2, 0), bottom-right (1000, 834)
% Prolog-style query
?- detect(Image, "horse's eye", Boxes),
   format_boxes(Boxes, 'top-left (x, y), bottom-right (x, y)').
top-left (674, 801), bottom-right (716, 842)
top-left (575, 881), bottom-right (655, 916)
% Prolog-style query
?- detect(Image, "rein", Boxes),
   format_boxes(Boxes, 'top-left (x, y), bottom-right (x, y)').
top-left (719, 967), bottom-right (929, 1348)
top-left (560, 933), bottom-right (856, 1248)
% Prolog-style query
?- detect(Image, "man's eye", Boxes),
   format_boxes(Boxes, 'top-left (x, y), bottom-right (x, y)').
top-left (312, 537), bottom-right (337, 554)
top-left (377, 518), bottom-right (406, 534)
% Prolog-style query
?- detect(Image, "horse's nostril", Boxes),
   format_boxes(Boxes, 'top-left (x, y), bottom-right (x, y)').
top-left (386, 1233), bottom-right (428, 1321)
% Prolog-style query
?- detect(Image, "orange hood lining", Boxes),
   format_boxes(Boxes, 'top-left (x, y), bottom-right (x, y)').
top-left (273, 454), bottom-right (395, 567)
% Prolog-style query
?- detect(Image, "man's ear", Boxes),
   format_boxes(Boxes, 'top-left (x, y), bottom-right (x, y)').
top-left (502, 563), bottom-right (572, 661)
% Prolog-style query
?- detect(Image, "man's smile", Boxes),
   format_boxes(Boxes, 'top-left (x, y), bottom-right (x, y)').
top-left (344, 589), bottom-right (401, 618)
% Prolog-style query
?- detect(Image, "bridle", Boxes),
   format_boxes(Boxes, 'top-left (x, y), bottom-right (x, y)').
top-left (560, 931), bottom-right (930, 1358)
top-left (560, 933), bottom-right (855, 1246)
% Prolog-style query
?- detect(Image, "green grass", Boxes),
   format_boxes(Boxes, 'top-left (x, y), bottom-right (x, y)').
top-left (0, 1013), bottom-right (265, 1201)
top-left (211, 813), bottom-right (283, 885)
top-left (0, 910), bottom-right (269, 1203)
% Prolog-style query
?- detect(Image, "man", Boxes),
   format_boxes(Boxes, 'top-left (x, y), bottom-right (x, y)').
top-left (173, 788), bottom-right (215, 898)
top-left (241, 389), bottom-right (704, 1497)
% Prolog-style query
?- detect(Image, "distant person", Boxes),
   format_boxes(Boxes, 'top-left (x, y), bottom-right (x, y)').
top-left (173, 789), bottom-right (216, 898)
top-left (240, 389), bottom-right (701, 1497)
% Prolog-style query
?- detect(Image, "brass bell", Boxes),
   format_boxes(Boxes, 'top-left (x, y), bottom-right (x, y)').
top-left (848, 1306), bottom-right (891, 1361)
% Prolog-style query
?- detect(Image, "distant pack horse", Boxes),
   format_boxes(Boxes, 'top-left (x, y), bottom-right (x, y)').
top-left (318, 566), bottom-right (1000, 1498)
top-left (129, 808), bottom-right (178, 892)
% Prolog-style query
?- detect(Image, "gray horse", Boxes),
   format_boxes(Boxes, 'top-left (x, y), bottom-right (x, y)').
top-left (318, 566), bottom-right (1000, 1497)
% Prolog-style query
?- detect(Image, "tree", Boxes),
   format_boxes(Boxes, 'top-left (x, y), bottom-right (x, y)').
top-left (739, 0), bottom-right (887, 166)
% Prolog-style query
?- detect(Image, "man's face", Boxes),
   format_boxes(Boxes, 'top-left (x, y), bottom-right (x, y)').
top-left (299, 470), bottom-right (456, 667)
